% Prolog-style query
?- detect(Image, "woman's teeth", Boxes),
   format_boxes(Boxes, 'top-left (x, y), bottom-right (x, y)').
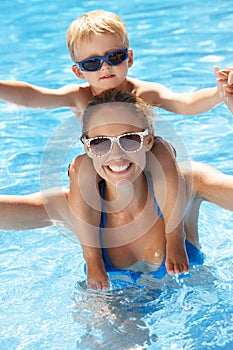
top-left (108, 164), bottom-right (131, 173)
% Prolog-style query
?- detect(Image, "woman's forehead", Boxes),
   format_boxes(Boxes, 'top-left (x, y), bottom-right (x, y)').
top-left (86, 103), bottom-right (144, 129)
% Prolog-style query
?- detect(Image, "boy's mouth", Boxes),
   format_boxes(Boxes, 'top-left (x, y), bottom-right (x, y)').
top-left (100, 74), bottom-right (115, 79)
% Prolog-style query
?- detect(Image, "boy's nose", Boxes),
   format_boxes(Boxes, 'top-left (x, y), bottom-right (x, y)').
top-left (101, 60), bottom-right (111, 69)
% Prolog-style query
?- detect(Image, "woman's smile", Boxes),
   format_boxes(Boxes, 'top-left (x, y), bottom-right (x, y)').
top-left (106, 162), bottom-right (132, 174)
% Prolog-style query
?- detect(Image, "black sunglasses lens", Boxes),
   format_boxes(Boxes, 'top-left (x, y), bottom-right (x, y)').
top-left (108, 51), bottom-right (127, 66)
top-left (90, 138), bottom-right (111, 155)
top-left (120, 134), bottom-right (141, 151)
top-left (82, 59), bottom-right (101, 71)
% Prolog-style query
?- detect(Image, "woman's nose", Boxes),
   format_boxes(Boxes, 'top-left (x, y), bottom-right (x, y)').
top-left (109, 140), bottom-right (124, 158)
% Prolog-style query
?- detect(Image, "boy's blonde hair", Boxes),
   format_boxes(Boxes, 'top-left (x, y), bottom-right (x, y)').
top-left (67, 10), bottom-right (129, 62)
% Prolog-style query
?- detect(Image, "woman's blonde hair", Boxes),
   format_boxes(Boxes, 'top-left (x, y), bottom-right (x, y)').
top-left (81, 89), bottom-right (155, 137)
top-left (67, 10), bottom-right (129, 62)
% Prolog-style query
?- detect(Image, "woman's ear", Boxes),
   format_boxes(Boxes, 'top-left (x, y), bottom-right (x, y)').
top-left (72, 65), bottom-right (85, 80)
top-left (145, 134), bottom-right (155, 152)
top-left (83, 142), bottom-right (93, 158)
top-left (83, 142), bottom-right (89, 154)
top-left (128, 49), bottom-right (133, 68)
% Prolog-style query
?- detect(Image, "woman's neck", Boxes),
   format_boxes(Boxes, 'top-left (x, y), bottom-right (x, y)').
top-left (103, 172), bottom-right (148, 215)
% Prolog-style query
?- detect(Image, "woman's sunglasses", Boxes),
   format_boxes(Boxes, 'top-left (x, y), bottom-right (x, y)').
top-left (76, 49), bottom-right (128, 72)
top-left (81, 129), bottom-right (149, 157)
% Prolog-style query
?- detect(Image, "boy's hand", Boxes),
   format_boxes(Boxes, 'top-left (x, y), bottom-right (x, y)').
top-left (214, 66), bottom-right (229, 99)
top-left (228, 69), bottom-right (233, 85)
top-left (214, 66), bottom-right (233, 113)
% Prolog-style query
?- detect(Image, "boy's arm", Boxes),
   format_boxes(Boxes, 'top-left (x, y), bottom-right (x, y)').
top-left (139, 82), bottom-right (221, 115)
top-left (147, 138), bottom-right (189, 274)
top-left (68, 155), bottom-right (109, 290)
top-left (160, 86), bottom-right (221, 115)
top-left (134, 65), bottom-right (226, 115)
top-left (0, 80), bottom-right (85, 110)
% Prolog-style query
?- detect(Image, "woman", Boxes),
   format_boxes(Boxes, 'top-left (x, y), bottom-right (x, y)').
top-left (1, 89), bottom-right (232, 290)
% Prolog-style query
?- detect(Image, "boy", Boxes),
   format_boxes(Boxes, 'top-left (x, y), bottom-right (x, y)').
top-left (0, 10), bottom-right (230, 288)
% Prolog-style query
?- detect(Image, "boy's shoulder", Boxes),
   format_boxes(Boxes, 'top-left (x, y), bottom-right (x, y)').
top-left (60, 82), bottom-right (94, 114)
top-left (61, 82), bottom-right (91, 95)
top-left (126, 77), bottom-right (167, 105)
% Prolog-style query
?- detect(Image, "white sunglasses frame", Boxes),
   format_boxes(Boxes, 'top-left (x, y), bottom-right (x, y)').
top-left (82, 129), bottom-right (149, 157)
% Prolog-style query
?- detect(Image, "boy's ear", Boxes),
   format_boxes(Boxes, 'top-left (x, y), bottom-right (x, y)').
top-left (128, 49), bottom-right (133, 68)
top-left (72, 65), bottom-right (85, 80)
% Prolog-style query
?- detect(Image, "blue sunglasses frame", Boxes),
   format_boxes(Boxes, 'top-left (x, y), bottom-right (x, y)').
top-left (76, 49), bottom-right (128, 72)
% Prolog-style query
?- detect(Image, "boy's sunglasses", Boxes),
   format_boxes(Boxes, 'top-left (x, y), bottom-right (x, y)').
top-left (76, 49), bottom-right (128, 72)
top-left (81, 129), bottom-right (149, 157)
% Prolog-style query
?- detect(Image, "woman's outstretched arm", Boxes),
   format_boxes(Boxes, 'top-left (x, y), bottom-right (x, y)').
top-left (0, 188), bottom-right (69, 230)
top-left (183, 161), bottom-right (233, 211)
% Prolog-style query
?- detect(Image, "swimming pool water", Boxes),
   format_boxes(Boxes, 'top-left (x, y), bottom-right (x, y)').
top-left (0, 0), bottom-right (233, 349)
